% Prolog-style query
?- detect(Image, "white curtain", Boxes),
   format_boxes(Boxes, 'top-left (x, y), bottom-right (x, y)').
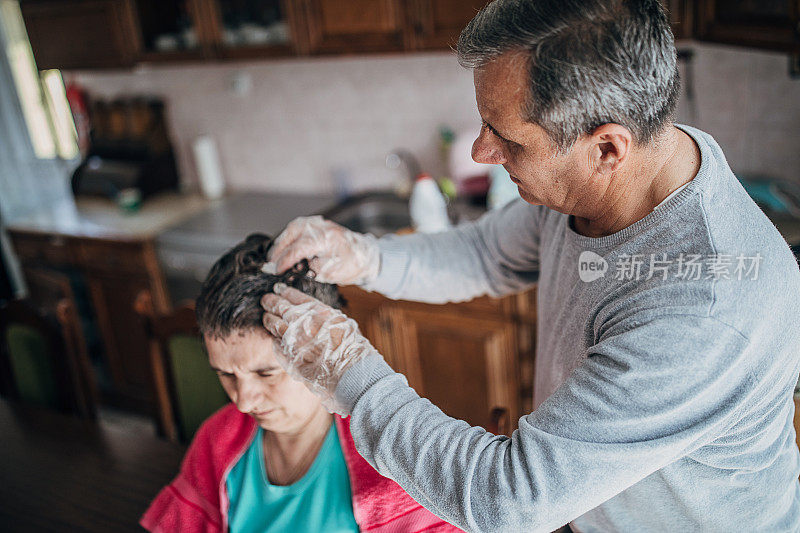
top-left (0, 1), bottom-right (76, 294)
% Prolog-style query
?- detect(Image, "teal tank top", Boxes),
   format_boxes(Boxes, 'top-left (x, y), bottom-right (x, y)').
top-left (226, 423), bottom-right (360, 533)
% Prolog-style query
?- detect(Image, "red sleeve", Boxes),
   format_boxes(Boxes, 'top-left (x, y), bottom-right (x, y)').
top-left (140, 404), bottom-right (255, 533)
top-left (140, 482), bottom-right (222, 533)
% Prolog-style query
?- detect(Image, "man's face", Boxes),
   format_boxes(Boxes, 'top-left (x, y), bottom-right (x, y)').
top-left (206, 328), bottom-right (322, 434)
top-left (472, 53), bottom-right (591, 213)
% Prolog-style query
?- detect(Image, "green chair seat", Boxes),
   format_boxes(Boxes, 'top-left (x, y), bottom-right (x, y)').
top-left (6, 323), bottom-right (59, 409)
top-left (167, 334), bottom-right (229, 440)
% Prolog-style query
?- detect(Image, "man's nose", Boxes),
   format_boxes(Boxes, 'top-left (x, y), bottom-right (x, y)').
top-left (472, 129), bottom-right (506, 165)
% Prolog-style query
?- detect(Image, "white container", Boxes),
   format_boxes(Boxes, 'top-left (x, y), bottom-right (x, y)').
top-left (410, 173), bottom-right (451, 233)
top-left (192, 135), bottom-right (225, 200)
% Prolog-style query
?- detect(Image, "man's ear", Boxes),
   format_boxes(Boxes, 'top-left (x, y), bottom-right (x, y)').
top-left (587, 123), bottom-right (633, 176)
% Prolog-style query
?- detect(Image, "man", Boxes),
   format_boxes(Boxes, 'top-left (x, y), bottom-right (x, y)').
top-left (261, 0), bottom-right (800, 530)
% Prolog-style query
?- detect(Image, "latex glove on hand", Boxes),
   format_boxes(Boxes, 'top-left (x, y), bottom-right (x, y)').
top-left (261, 282), bottom-right (379, 415)
top-left (267, 215), bottom-right (380, 285)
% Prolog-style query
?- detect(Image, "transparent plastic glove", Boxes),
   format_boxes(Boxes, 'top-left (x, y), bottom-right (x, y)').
top-left (268, 215), bottom-right (380, 285)
top-left (261, 283), bottom-right (379, 414)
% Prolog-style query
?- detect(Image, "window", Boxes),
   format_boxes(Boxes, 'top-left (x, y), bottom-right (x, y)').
top-left (1, 0), bottom-right (78, 160)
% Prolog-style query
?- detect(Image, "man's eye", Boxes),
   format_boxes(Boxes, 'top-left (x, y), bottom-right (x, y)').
top-left (216, 372), bottom-right (234, 379)
top-left (258, 372), bottom-right (276, 379)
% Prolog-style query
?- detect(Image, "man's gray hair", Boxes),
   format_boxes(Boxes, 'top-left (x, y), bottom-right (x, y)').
top-left (458, 0), bottom-right (680, 151)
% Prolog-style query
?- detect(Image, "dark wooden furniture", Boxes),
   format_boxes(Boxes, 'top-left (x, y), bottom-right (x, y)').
top-left (795, 397), bottom-right (800, 456)
top-left (20, 0), bottom-right (141, 70)
top-left (695, 0), bottom-right (800, 53)
top-left (135, 290), bottom-right (228, 444)
top-left (19, 0), bottom-right (494, 68)
top-left (408, 0), bottom-right (487, 50)
top-left (0, 280), bottom-right (96, 418)
top-left (135, 289), bottom-right (189, 442)
top-left (341, 285), bottom-right (536, 436)
top-left (661, 0), bottom-right (694, 40)
top-left (0, 398), bottom-right (185, 532)
top-left (21, 0), bottom-right (800, 71)
top-left (8, 229), bottom-right (172, 413)
top-left (301, 0), bottom-right (409, 54)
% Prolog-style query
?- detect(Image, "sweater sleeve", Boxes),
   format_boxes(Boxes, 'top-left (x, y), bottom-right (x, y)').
top-left (360, 199), bottom-right (543, 303)
top-left (334, 313), bottom-right (751, 532)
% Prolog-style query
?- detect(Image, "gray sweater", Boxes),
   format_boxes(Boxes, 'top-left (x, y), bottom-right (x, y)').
top-left (335, 126), bottom-right (800, 532)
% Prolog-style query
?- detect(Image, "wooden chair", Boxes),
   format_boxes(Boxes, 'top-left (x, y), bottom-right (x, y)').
top-left (487, 406), bottom-right (510, 436)
top-left (135, 290), bottom-right (229, 443)
top-left (0, 294), bottom-right (96, 418)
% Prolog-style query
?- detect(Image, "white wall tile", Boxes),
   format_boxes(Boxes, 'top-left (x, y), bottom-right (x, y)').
top-left (71, 43), bottom-right (800, 195)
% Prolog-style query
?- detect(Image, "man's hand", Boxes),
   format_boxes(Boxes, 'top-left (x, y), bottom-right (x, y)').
top-left (261, 283), bottom-right (379, 414)
top-left (268, 215), bottom-right (380, 285)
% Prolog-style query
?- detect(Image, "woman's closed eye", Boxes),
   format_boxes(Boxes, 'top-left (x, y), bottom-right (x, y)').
top-left (215, 371), bottom-right (235, 379)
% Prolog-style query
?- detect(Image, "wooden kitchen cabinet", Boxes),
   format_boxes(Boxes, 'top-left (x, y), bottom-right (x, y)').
top-left (299, 0), bottom-right (409, 54)
top-left (20, 0), bottom-right (141, 70)
top-left (18, 0), bottom-right (488, 68)
top-left (660, 0), bottom-right (694, 40)
top-left (340, 286), bottom-right (535, 435)
top-left (695, 0), bottom-right (800, 52)
top-left (8, 230), bottom-right (171, 412)
top-left (131, 0), bottom-right (210, 62)
top-left (406, 0), bottom-right (486, 50)
top-left (29, 0), bottom-right (800, 70)
top-left (199, 0), bottom-right (302, 60)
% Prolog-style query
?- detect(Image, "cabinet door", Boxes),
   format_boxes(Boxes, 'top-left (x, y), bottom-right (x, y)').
top-left (83, 272), bottom-right (154, 407)
top-left (20, 0), bottom-right (141, 69)
top-left (695, 0), bottom-right (798, 52)
top-left (340, 286), bottom-right (397, 365)
top-left (384, 306), bottom-right (519, 434)
top-left (408, 0), bottom-right (485, 50)
top-left (129, 0), bottom-right (209, 62)
top-left (301, 0), bottom-right (408, 54)
top-left (660, 0), bottom-right (693, 39)
top-left (202, 0), bottom-right (299, 59)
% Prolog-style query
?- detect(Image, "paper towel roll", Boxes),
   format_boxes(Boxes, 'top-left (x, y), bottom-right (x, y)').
top-left (192, 135), bottom-right (225, 199)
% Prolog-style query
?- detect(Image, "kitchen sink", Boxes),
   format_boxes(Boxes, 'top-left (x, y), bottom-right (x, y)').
top-left (323, 191), bottom-right (412, 237)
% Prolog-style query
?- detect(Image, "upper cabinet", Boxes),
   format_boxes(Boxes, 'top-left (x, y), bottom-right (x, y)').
top-left (20, 0), bottom-right (484, 69)
top-left (20, 0), bottom-right (141, 70)
top-left (18, 0), bottom-right (800, 70)
top-left (131, 0), bottom-right (207, 62)
top-left (661, 0), bottom-right (694, 40)
top-left (408, 0), bottom-right (486, 50)
top-left (204, 0), bottom-right (299, 59)
top-left (301, 0), bottom-right (408, 54)
top-left (695, 0), bottom-right (799, 52)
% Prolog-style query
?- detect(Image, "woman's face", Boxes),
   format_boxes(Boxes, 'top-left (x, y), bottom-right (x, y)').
top-left (205, 328), bottom-right (323, 434)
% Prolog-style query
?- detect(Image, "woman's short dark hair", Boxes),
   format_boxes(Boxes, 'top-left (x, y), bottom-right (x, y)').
top-left (195, 233), bottom-right (344, 339)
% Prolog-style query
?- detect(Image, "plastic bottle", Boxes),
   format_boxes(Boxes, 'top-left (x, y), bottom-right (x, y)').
top-left (409, 173), bottom-right (452, 233)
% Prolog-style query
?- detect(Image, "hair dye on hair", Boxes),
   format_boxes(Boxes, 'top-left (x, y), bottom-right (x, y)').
top-left (195, 233), bottom-right (344, 339)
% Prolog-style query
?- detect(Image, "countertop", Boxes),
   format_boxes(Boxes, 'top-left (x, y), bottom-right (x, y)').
top-left (7, 189), bottom-right (799, 253)
top-left (6, 192), bottom-right (210, 240)
top-left (156, 192), bottom-right (339, 256)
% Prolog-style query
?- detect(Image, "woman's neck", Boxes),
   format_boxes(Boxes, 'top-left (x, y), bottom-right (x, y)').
top-left (263, 406), bottom-right (332, 485)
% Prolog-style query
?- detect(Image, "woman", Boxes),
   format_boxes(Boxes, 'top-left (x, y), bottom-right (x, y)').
top-left (141, 234), bottom-right (461, 532)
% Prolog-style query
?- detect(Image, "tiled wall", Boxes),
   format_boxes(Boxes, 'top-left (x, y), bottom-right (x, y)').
top-left (71, 42), bottom-right (800, 195)
top-left (674, 43), bottom-right (800, 183)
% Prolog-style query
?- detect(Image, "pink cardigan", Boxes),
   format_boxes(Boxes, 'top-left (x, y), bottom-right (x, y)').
top-left (141, 404), bottom-right (462, 532)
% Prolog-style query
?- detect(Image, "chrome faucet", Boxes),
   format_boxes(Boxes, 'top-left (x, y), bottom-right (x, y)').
top-left (385, 150), bottom-right (422, 182)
